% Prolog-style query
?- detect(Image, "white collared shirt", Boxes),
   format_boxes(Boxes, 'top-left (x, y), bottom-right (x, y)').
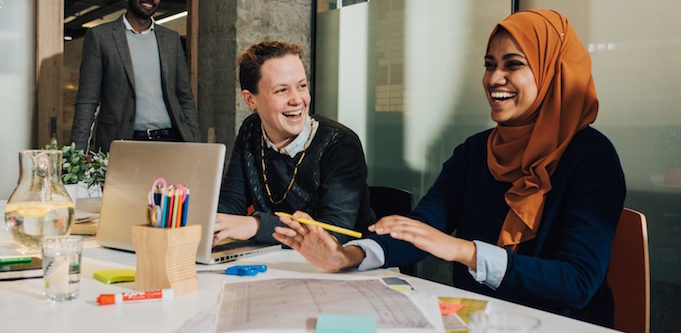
top-left (262, 116), bottom-right (319, 158)
top-left (345, 238), bottom-right (508, 289)
top-left (122, 14), bottom-right (156, 35)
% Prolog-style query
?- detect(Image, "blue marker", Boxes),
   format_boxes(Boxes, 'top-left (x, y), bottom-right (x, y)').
top-left (181, 190), bottom-right (189, 227)
top-left (160, 193), bottom-right (168, 228)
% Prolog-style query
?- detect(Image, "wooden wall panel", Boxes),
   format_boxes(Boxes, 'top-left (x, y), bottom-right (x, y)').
top-left (35, 0), bottom-right (64, 147)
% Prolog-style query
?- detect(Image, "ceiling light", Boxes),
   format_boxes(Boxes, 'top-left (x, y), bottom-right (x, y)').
top-left (156, 11), bottom-right (187, 25)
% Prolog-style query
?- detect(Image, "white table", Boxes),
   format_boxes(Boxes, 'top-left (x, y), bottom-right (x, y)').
top-left (0, 225), bottom-right (616, 332)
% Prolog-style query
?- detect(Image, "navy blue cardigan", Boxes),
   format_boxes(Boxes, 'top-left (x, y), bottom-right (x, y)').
top-left (371, 127), bottom-right (625, 327)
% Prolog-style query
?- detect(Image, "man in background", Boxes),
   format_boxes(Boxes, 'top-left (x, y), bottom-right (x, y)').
top-left (70, 0), bottom-right (200, 153)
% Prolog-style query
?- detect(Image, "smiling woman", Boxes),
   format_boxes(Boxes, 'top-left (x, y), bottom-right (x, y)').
top-left (213, 40), bottom-right (376, 247)
top-left (274, 10), bottom-right (626, 328)
top-left (483, 29), bottom-right (538, 125)
top-left (241, 54), bottom-right (311, 148)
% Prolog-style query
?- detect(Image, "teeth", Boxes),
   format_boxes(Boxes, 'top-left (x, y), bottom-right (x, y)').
top-left (283, 110), bottom-right (302, 116)
top-left (490, 91), bottom-right (516, 100)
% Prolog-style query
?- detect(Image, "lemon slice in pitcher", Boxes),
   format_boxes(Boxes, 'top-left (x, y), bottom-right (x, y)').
top-left (16, 204), bottom-right (50, 218)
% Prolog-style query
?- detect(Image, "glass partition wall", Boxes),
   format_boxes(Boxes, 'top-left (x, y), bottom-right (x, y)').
top-left (0, 0), bottom-right (34, 198)
top-left (316, 0), bottom-right (509, 199)
top-left (315, 0), bottom-right (511, 283)
top-left (316, 1), bottom-right (679, 331)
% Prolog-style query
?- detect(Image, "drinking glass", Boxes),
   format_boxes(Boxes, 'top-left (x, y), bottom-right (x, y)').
top-left (41, 236), bottom-right (83, 301)
top-left (468, 310), bottom-right (540, 333)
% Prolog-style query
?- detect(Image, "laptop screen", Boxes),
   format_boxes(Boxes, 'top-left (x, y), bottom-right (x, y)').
top-left (96, 140), bottom-right (226, 263)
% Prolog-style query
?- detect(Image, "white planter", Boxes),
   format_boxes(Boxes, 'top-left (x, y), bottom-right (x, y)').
top-left (65, 182), bottom-right (102, 203)
top-left (83, 183), bottom-right (103, 198)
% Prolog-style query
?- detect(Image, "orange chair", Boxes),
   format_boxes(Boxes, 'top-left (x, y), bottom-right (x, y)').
top-left (607, 208), bottom-right (650, 333)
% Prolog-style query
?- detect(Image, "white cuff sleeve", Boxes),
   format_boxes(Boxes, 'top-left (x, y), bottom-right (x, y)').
top-left (468, 240), bottom-right (508, 289)
top-left (344, 239), bottom-right (385, 271)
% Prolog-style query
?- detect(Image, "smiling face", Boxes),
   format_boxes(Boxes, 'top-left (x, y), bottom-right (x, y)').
top-left (483, 30), bottom-right (538, 125)
top-left (241, 54), bottom-right (310, 148)
top-left (128, 0), bottom-right (160, 18)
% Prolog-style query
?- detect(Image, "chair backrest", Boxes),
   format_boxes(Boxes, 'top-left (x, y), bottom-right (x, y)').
top-left (607, 208), bottom-right (650, 333)
top-left (368, 186), bottom-right (413, 219)
top-left (368, 186), bottom-right (415, 275)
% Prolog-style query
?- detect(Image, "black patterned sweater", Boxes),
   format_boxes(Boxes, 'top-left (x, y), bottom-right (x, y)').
top-left (218, 113), bottom-right (375, 244)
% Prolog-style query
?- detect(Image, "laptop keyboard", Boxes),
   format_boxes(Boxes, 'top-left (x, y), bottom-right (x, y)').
top-left (211, 240), bottom-right (259, 252)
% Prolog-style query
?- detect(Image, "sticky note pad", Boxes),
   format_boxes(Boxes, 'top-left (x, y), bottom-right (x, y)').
top-left (316, 314), bottom-right (376, 333)
top-left (93, 269), bottom-right (136, 284)
top-left (381, 277), bottom-right (414, 292)
top-left (439, 302), bottom-right (465, 316)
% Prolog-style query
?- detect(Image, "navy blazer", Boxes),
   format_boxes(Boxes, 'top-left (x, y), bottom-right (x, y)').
top-left (370, 127), bottom-right (625, 327)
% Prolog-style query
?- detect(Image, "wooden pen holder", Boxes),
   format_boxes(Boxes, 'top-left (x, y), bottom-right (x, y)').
top-left (131, 224), bottom-right (201, 295)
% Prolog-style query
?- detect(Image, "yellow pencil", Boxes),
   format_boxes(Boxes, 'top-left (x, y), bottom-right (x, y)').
top-left (275, 212), bottom-right (362, 238)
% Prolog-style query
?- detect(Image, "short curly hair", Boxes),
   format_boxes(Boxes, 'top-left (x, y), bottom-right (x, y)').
top-left (237, 40), bottom-right (304, 94)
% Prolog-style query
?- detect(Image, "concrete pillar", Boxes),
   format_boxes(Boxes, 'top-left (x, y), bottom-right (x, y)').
top-left (198, 0), bottom-right (312, 158)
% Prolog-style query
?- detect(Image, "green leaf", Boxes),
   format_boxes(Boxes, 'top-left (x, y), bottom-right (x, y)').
top-left (45, 139), bottom-right (58, 150)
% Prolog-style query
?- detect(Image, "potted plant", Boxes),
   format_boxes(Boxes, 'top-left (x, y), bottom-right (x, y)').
top-left (44, 140), bottom-right (108, 200)
top-left (84, 150), bottom-right (108, 194)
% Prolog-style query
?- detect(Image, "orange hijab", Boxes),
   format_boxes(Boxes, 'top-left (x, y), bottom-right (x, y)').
top-left (486, 10), bottom-right (598, 251)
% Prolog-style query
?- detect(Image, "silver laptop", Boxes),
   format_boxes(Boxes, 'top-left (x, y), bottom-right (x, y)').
top-left (96, 140), bottom-right (280, 264)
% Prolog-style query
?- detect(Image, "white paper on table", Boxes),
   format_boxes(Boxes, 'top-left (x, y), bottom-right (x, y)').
top-left (402, 289), bottom-right (446, 333)
top-left (215, 277), bottom-right (445, 332)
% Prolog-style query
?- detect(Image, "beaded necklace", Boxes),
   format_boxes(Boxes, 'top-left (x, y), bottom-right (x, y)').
top-left (260, 118), bottom-right (314, 205)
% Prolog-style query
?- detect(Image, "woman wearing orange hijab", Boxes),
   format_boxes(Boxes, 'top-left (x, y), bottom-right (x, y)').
top-left (274, 9), bottom-right (625, 327)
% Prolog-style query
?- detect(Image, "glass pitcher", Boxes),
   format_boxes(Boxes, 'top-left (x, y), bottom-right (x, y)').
top-left (4, 150), bottom-right (75, 250)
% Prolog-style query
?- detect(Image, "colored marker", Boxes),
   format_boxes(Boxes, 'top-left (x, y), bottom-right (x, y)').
top-left (166, 186), bottom-right (175, 228)
top-left (175, 186), bottom-right (185, 228)
top-left (275, 212), bottom-right (362, 238)
top-left (96, 289), bottom-right (174, 305)
top-left (160, 193), bottom-right (168, 228)
top-left (171, 187), bottom-right (180, 228)
top-left (0, 257), bottom-right (32, 265)
top-left (181, 189), bottom-right (190, 227)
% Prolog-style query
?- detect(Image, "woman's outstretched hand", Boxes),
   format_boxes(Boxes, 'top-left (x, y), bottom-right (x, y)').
top-left (370, 215), bottom-right (477, 269)
top-left (273, 211), bottom-right (364, 272)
